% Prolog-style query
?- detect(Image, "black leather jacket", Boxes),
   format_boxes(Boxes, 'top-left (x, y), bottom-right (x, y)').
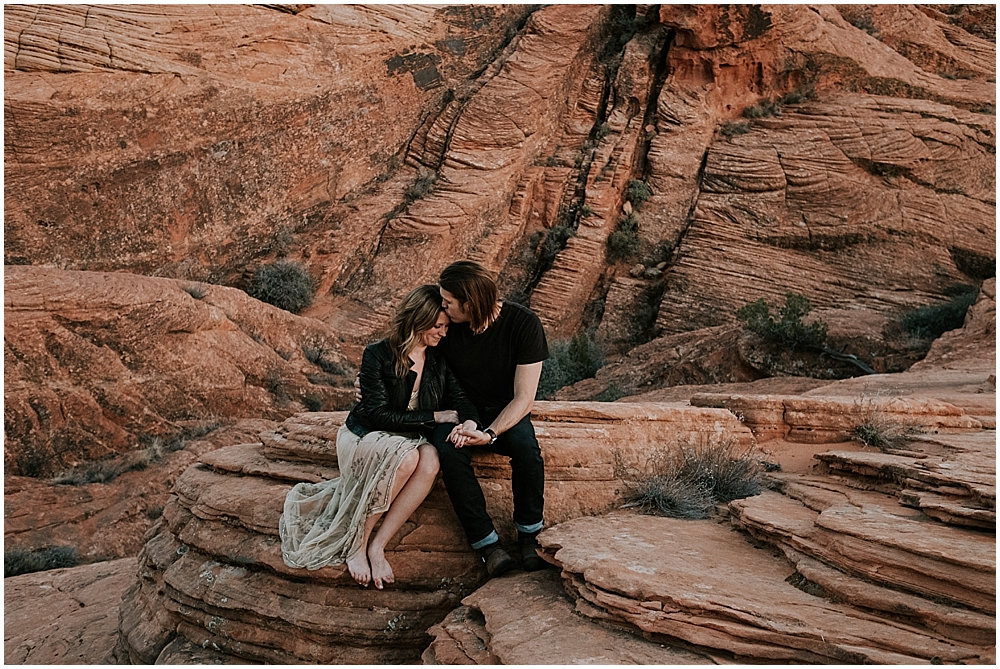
top-left (345, 339), bottom-right (480, 438)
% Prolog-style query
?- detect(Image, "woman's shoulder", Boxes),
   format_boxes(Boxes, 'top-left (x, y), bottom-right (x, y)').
top-left (362, 338), bottom-right (394, 362)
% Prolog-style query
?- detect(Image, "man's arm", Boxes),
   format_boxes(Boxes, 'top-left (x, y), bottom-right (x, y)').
top-left (452, 361), bottom-right (542, 446)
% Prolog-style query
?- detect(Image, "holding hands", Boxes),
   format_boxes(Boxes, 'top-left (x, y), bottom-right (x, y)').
top-left (446, 422), bottom-right (491, 448)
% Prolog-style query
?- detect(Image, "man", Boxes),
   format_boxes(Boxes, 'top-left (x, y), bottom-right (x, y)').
top-left (433, 260), bottom-right (549, 577)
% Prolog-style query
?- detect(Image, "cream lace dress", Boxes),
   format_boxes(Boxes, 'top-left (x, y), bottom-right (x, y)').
top-left (279, 389), bottom-right (425, 570)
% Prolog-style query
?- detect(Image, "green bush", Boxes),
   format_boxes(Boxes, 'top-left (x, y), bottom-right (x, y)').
top-left (626, 179), bottom-right (653, 207)
top-left (607, 213), bottom-right (640, 262)
top-left (536, 331), bottom-right (604, 399)
top-left (736, 292), bottom-right (829, 351)
top-left (720, 121), bottom-right (751, 137)
top-left (595, 122), bottom-right (612, 139)
top-left (247, 260), bottom-right (315, 313)
top-left (540, 224), bottom-right (575, 267)
top-left (742, 99), bottom-right (782, 119)
top-left (900, 285), bottom-right (978, 340)
top-left (5, 546), bottom-right (80, 577)
top-left (621, 441), bottom-right (764, 519)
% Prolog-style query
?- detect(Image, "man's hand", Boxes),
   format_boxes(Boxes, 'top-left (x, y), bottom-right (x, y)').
top-left (353, 373), bottom-right (362, 403)
top-left (447, 421), bottom-right (488, 448)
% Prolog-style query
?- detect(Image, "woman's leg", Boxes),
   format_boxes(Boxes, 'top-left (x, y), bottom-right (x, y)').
top-left (346, 448), bottom-right (419, 586)
top-left (346, 513), bottom-right (380, 586)
top-left (368, 444), bottom-right (440, 589)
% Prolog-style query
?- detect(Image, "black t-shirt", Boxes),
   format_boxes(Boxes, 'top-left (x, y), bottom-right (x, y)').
top-left (438, 301), bottom-right (548, 410)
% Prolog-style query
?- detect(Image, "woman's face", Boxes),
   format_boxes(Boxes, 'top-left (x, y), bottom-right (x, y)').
top-left (420, 311), bottom-right (450, 347)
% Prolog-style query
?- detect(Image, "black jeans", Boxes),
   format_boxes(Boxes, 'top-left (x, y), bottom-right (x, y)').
top-left (431, 410), bottom-right (545, 549)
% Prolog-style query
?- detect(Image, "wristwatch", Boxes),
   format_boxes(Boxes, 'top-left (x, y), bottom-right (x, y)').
top-left (484, 428), bottom-right (498, 445)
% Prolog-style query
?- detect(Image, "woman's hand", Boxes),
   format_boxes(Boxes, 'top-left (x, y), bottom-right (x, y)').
top-left (434, 410), bottom-right (460, 424)
top-left (446, 421), bottom-right (490, 448)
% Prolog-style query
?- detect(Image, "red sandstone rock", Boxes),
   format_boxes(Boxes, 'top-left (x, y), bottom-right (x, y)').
top-left (3, 558), bottom-right (136, 664)
top-left (4, 265), bottom-right (352, 475)
top-left (111, 402), bottom-right (752, 663)
top-left (539, 512), bottom-right (991, 663)
top-left (3, 420), bottom-right (274, 563)
top-left (426, 570), bottom-right (714, 664)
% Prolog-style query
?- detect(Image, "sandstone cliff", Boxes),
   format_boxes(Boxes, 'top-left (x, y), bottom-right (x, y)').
top-left (5, 4), bottom-right (994, 356)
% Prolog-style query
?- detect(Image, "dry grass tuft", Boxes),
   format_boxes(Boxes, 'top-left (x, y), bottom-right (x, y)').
top-left (617, 439), bottom-right (765, 519)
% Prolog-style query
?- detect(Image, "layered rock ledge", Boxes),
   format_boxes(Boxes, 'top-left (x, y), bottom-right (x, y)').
top-left (113, 401), bottom-right (749, 664)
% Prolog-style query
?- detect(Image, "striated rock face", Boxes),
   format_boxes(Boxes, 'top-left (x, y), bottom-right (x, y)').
top-left (4, 4), bottom-right (531, 288)
top-left (4, 265), bottom-right (353, 476)
top-left (6, 4), bottom-right (991, 364)
top-left (3, 558), bottom-right (137, 664)
top-left (113, 401), bottom-right (750, 664)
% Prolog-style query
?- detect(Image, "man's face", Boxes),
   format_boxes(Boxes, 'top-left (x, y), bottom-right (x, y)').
top-left (440, 288), bottom-right (470, 324)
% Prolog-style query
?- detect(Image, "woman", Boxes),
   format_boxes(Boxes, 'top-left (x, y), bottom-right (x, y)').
top-left (280, 285), bottom-right (479, 589)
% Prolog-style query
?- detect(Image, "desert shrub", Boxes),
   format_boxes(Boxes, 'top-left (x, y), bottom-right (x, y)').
top-left (52, 444), bottom-right (161, 486)
top-left (540, 224), bottom-right (575, 267)
top-left (182, 283), bottom-right (208, 299)
top-left (265, 368), bottom-right (289, 402)
top-left (11, 447), bottom-right (47, 478)
top-left (404, 170), bottom-right (437, 202)
top-left (720, 120), bottom-right (751, 137)
top-left (736, 292), bottom-right (829, 351)
top-left (847, 14), bottom-right (878, 37)
top-left (852, 395), bottom-right (915, 451)
top-left (620, 440), bottom-right (764, 519)
top-left (595, 122), bottom-right (612, 139)
top-left (974, 103), bottom-right (995, 115)
top-left (742, 99), bottom-right (782, 119)
top-left (594, 381), bottom-right (623, 402)
top-left (302, 395), bottom-right (324, 412)
top-left (626, 179), bottom-right (653, 207)
top-left (579, 204), bottom-right (594, 217)
top-left (163, 421), bottom-right (223, 453)
top-left (536, 331), bottom-right (604, 399)
top-left (5, 546), bottom-right (80, 577)
top-left (779, 86), bottom-right (816, 105)
top-left (900, 285), bottom-right (978, 340)
top-left (247, 260), bottom-right (314, 313)
top-left (606, 213), bottom-right (640, 262)
top-left (145, 505), bottom-right (164, 520)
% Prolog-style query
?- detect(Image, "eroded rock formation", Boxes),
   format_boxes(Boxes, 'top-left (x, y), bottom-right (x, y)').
top-left (5, 4), bottom-right (993, 358)
top-left (112, 402), bottom-right (749, 663)
top-left (4, 265), bottom-right (353, 476)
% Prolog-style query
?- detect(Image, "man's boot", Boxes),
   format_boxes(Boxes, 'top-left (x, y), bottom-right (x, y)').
top-left (479, 542), bottom-right (515, 578)
top-left (518, 531), bottom-right (549, 571)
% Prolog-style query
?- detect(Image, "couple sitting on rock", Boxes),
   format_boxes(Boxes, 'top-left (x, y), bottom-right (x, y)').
top-left (279, 261), bottom-right (550, 588)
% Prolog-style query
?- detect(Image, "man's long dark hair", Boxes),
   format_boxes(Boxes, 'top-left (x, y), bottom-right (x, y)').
top-left (439, 261), bottom-right (499, 335)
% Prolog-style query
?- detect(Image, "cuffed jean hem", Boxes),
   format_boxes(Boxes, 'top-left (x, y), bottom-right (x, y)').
top-left (470, 530), bottom-right (500, 550)
top-left (515, 520), bottom-right (544, 534)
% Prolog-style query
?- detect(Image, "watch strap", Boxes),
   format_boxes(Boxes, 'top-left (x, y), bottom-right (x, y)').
top-left (484, 428), bottom-right (498, 444)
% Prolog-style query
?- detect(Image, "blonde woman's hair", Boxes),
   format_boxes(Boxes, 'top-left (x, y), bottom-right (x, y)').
top-left (439, 260), bottom-right (499, 334)
top-left (387, 284), bottom-right (445, 378)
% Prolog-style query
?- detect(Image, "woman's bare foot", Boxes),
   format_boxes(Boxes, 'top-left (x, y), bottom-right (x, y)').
top-left (346, 550), bottom-right (371, 587)
top-left (368, 546), bottom-right (394, 590)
